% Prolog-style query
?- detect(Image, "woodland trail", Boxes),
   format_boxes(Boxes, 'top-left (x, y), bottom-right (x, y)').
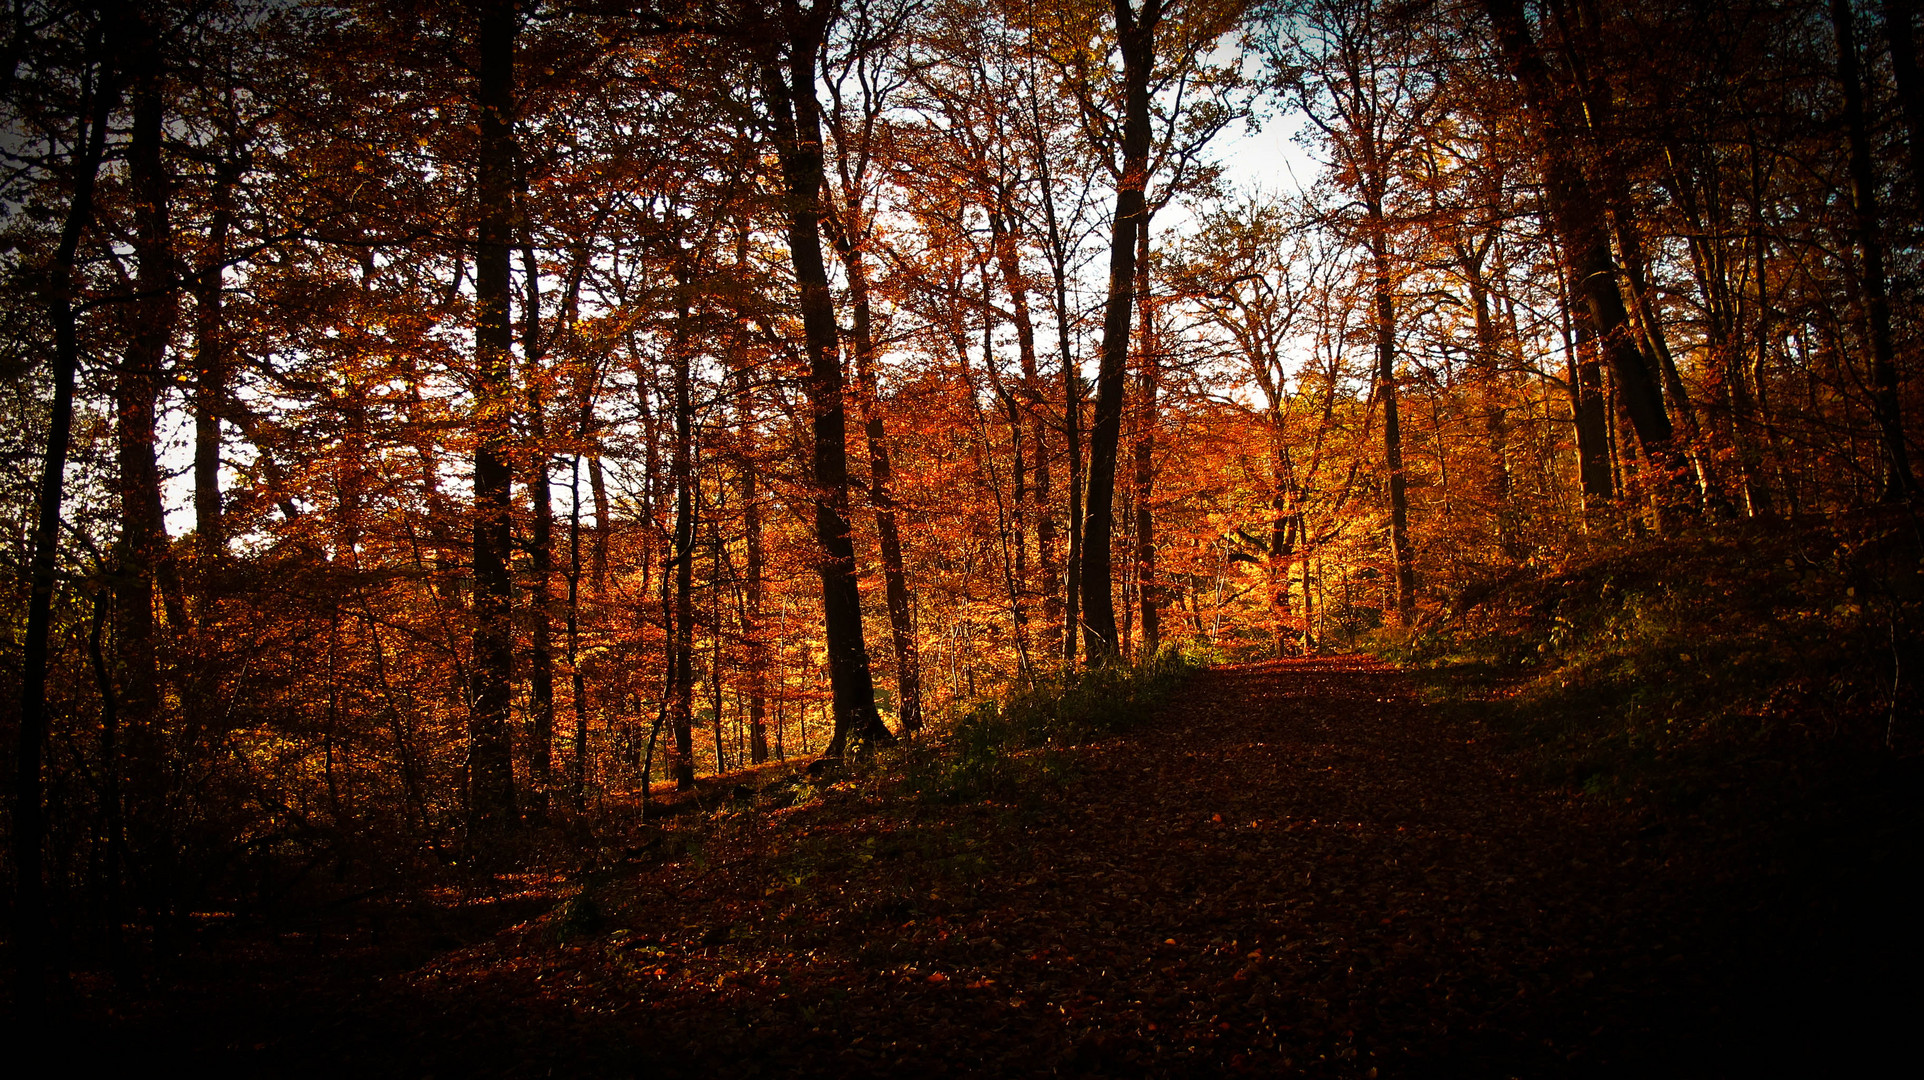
top-left (87, 658), bottom-right (1916, 1076)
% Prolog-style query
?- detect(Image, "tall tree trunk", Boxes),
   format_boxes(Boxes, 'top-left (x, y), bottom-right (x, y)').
top-left (568, 453), bottom-right (590, 803)
top-left (1033, 122), bottom-right (1083, 665)
top-left (13, 19), bottom-right (117, 1011)
top-left (1566, 271), bottom-right (1614, 510)
top-left (119, 30), bottom-right (189, 930)
top-left (467, 0), bottom-right (518, 833)
top-left (1369, 220), bottom-right (1415, 624)
top-left (520, 240), bottom-right (553, 817)
top-left (118, 24), bottom-right (180, 772)
top-left (991, 213), bottom-right (1061, 663)
top-left (668, 257), bottom-right (697, 788)
top-left (1834, 0), bottom-right (1917, 500)
top-left (192, 158), bottom-right (238, 568)
top-left (1883, 0), bottom-right (1924, 215)
top-left (1082, 0), bottom-right (1162, 662)
top-left (1131, 223), bottom-right (1160, 654)
top-left (761, 2), bottom-right (891, 756)
top-left (982, 271), bottom-right (1033, 657)
top-left (710, 517), bottom-right (726, 774)
top-left (1481, 0), bottom-right (1679, 489)
top-left (834, 235), bottom-right (923, 733)
top-left (742, 419), bottom-right (769, 763)
top-left (590, 453), bottom-right (610, 590)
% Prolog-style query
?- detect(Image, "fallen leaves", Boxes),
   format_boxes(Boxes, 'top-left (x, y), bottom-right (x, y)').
top-left (80, 656), bottom-right (1923, 1077)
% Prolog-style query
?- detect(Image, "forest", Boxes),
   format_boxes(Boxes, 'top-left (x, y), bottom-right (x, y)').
top-left (3, 0), bottom-right (1921, 1071)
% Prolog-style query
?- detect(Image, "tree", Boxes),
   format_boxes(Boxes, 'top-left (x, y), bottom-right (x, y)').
top-left (10, 0), bottom-right (122, 1009)
top-left (758, 0), bottom-right (894, 756)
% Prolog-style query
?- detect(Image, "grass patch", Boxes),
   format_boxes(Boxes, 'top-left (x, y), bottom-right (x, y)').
top-left (892, 642), bottom-right (1216, 802)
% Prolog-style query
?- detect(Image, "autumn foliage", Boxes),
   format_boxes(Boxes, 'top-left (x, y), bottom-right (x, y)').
top-left (2, 0), bottom-right (1921, 1023)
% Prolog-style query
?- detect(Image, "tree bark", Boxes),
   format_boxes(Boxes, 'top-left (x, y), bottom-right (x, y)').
top-left (1565, 270), bottom-right (1614, 510)
top-left (117, 25), bottom-right (181, 775)
top-left (1369, 223), bottom-right (1415, 623)
top-left (1131, 222), bottom-right (1160, 654)
top-left (1882, 0), bottom-right (1924, 216)
top-left (833, 232), bottom-right (923, 733)
top-left (520, 239), bottom-right (554, 817)
top-left (467, 0), bottom-right (518, 833)
top-left (1082, 0), bottom-right (1162, 662)
top-left (990, 213), bottom-right (1060, 664)
top-left (1481, 0), bottom-right (1678, 482)
top-left (668, 256), bottom-right (697, 788)
top-left (192, 157), bottom-right (239, 567)
top-left (762, 1), bottom-right (892, 755)
top-left (742, 415), bottom-right (770, 763)
top-left (13, 17), bottom-right (118, 1011)
top-left (1032, 108), bottom-right (1083, 665)
top-left (1833, 0), bottom-right (1917, 500)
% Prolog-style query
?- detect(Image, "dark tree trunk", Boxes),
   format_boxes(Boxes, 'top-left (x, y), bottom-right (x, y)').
top-left (1883, 0), bottom-right (1924, 215)
top-left (1567, 273), bottom-right (1614, 509)
top-left (468, 0), bottom-right (518, 833)
top-left (1370, 224), bottom-right (1415, 624)
top-left (1033, 127), bottom-right (1083, 665)
top-left (1481, 0), bottom-right (1678, 483)
top-left (13, 19), bottom-right (117, 1011)
top-left (761, 0), bottom-right (891, 757)
top-left (568, 453), bottom-right (590, 803)
top-left (991, 215), bottom-right (1061, 664)
top-left (192, 158), bottom-right (238, 567)
top-left (1082, 0), bottom-right (1162, 662)
top-left (1834, 0), bottom-right (1917, 500)
top-left (589, 453), bottom-right (610, 591)
top-left (742, 421), bottom-right (769, 763)
top-left (668, 257), bottom-right (697, 788)
top-left (835, 235), bottom-right (922, 733)
top-left (118, 28), bottom-right (181, 770)
top-left (1131, 224), bottom-right (1160, 654)
top-left (521, 240), bottom-right (553, 817)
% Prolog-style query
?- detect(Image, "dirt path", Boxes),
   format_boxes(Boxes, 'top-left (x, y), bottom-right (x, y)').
top-left (92, 658), bottom-right (1918, 1076)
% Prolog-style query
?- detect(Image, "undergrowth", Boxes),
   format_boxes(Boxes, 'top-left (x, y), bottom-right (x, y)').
top-left (1374, 511), bottom-right (1924, 801)
top-left (886, 642), bottom-right (1216, 803)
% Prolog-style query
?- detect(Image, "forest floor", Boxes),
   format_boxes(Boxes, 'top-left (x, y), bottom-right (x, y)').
top-left (66, 656), bottom-right (1922, 1077)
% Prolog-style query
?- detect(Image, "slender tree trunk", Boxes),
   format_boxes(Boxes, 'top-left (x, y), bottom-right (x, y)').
top-left (761, 3), bottom-right (891, 756)
top-left (1131, 224), bottom-right (1160, 654)
top-left (710, 519), bottom-right (726, 774)
top-left (1268, 416), bottom-right (1297, 657)
top-left (742, 431), bottom-right (769, 763)
top-left (467, 0), bottom-right (518, 833)
top-left (568, 454), bottom-right (590, 803)
top-left (668, 257), bottom-right (697, 788)
top-left (589, 453), bottom-right (610, 590)
top-left (1082, 0), bottom-right (1162, 662)
top-left (1834, 0), bottom-right (1917, 500)
top-left (192, 160), bottom-right (237, 568)
top-left (1038, 159), bottom-right (1083, 666)
top-left (118, 28), bottom-right (179, 780)
top-left (1366, 214), bottom-right (1415, 623)
top-left (1567, 273), bottom-right (1614, 510)
top-left (521, 241), bottom-right (554, 817)
top-left (1482, 0), bottom-right (1678, 488)
top-left (834, 235), bottom-right (922, 733)
top-left (982, 272), bottom-right (1034, 656)
top-left (992, 213), bottom-right (1060, 662)
top-left (13, 20), bottom-right (117, 1011)
top-left (1883, 0), bottom-right (1924, 215)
